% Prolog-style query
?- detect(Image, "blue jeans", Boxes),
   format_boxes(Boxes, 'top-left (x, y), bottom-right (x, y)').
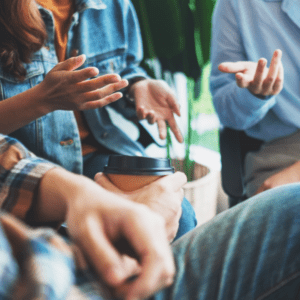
top-left (83, 152), bottom-right (197, 241)
top-left (151, 183), bottom-right (300, 300)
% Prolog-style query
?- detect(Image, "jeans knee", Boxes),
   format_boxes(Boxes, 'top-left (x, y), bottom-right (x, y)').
top-left (250, 183), bottom-right (300, 221)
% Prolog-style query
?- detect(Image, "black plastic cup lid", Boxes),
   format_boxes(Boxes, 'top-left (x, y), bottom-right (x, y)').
top-left (103, 155), bottom-right (174, 176)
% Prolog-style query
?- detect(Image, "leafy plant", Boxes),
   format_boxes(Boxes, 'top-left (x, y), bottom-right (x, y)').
top-left (166, 77), bottom-right (196, 182)
top-left (131, 0), bottom-right (217, 181)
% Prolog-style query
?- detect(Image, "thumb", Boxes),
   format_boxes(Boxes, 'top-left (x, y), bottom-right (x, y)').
top-left (52, 54), bottom-right (87, 72)
top-left (218, 61), bottom-right (246, 74)
top-left (155, 172), bottom-right (187, 191)
top-left (94, 172), bottom-right (124, 193)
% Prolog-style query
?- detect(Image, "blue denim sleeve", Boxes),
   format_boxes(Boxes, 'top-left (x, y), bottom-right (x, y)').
top-left (119, 0), bottom-right (148, 81)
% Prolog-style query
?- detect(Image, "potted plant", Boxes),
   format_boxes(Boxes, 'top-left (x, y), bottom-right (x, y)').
top-left (166, 76), bottom-right (219, 226)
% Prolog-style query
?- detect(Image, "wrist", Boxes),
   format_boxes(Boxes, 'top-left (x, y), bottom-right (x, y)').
top-left (32, 81), bottom-right (54, 115)
top-left (250, 92), bottom-right (273, 101)
top-left (126, 77), bottom-right (147, 100)
top-left (35, 168), bottom-right (85, 223)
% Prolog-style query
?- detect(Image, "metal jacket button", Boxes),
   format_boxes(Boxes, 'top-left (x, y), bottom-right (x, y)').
top-left (60, 139), bottom-right (74, 146)
top-left (70, 49), bottom-right (79, 57)
top-left (101, 132), bottom-right (108, 139)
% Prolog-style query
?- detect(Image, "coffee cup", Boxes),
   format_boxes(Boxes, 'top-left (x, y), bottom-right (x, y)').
top-left (103, 155), bottom-right (174, 191)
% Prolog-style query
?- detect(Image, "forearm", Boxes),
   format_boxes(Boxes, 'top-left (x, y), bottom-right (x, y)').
top-left (0, 84), bottom-right (49, 134)
top-left (211, 81), bottom-right (276, 129)
top-left (210, 0), bottom-right (275, 129)
top-left (120, 0), bottom-right (148, 83)
top-left (33, 168), bottom-right (111, 224)
top-left (33, 168), bottom-right (87, 223)
top-left (0, 135), bottom-right (56, 220)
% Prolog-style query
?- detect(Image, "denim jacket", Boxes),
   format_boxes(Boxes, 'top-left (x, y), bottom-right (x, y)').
top-left (0, 0), bottom-right (149, 174)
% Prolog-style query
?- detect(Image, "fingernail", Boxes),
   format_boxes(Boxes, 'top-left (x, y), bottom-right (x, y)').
top-left (112, 74), bottom-right (121, 81)
top-left (277, 49), bottom-right (282, 57)
top-left (78, 54), bottom-right (86, 61)
top-left (94, 172), bottom-right (101, 181)
top-left (91, 67), bottom-right (99, 76)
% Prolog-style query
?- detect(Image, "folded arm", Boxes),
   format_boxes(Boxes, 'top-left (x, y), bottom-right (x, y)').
top-left (0, 134), bottom-right (175, 300)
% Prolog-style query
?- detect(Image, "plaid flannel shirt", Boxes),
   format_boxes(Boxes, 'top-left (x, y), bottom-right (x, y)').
top-left (0, 135), bottom-right (112, 299)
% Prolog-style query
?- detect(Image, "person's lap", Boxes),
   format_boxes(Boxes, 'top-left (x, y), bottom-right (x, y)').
top-left (153, 183), bottom-right (300, 300)
top-left (244, 130), bottom-right (300, 197)
top-left (83, 151), bottom-right (197, 241)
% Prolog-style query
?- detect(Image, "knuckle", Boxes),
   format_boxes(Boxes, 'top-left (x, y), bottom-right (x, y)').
top-left (263, 181), bottom-right (272, 189)
top-left (264, 77), bottom-right (275, 85)
top-left (155, 181), bottom-right (168, 193)
top-left (134, 204), bottom-right (163, 224)
top-left (95, 89), bottom-right (104, 99)
top-left (273, 79), bottom-right (283, 93)
top-left (180, 188), bottom-right (185, 200)
top-left (162, 265), bottom-right (175, 283)
top-left (168, 230), bottom-right (177, 242)
top-left (152, 213), bottom-right (166, 228)
top-left (250, 86), bottom-right (260, 95)
top-left (156, 252), bottom-right (175, 280)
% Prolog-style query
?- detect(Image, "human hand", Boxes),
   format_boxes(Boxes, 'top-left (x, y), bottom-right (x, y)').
top-left (218, 49), bottom-right (283, 98)
top-left (37, 54), bottom-right (128, 112)
top-left (63, 175), bottom-right (175, 300)
top-left (255, 161), bottom-right (300, 195)
top-left (94, 172), bottom-right (187, 242)
top-left (128, 79), bottom-right (183, 143)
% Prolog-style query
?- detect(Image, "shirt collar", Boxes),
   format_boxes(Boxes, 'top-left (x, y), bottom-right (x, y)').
top-left (75, 0), bottom-right (107, 12)
top-left (37, 0), bottom-right (107, 13)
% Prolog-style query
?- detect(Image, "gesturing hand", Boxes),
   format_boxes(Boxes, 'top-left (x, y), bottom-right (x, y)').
top-left (94, 171), bottom-right (187, 242)
top-left (128, 79), bottom-right (183, 143)
top-left (218, 49), bottom-right (284, 98)
top-left (38, 54), bottom-right (128, 112)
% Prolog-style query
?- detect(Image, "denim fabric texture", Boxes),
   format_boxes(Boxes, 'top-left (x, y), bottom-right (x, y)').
top-left (0, 0), bottom-right (149, 174)
top-left (1, 182), bottom-right (300, 299)
top-left (153, 183), bottom-right (300, 300)
top-left (0, 0), bottom-right (197, 239)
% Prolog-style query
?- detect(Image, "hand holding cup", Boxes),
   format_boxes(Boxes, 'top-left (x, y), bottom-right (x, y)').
top-left (95, 155), bottom-right (187, 241)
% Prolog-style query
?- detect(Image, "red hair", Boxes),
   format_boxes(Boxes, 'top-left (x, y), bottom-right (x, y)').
top-left (0, 0), bottom-right (47, 81)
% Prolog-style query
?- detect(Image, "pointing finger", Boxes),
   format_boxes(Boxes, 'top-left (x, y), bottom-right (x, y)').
top-left (166, 94), bottom-right (181, 117)
top-left (262, 49), bottom-right (282, 95)
top-left (167, 117), bottom-right (183, 143)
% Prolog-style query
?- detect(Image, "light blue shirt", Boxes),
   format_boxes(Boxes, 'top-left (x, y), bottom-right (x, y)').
top-left (210, 0), bottom-right (300, 142)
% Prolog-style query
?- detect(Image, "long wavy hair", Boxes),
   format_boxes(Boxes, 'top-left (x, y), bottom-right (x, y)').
top-left (0, 0), bottom-right (47, 81)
